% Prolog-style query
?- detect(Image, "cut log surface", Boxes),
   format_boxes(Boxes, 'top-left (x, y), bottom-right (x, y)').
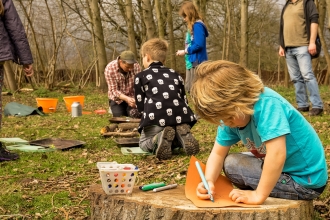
top-left (89, 184), bottom-right (313, 220)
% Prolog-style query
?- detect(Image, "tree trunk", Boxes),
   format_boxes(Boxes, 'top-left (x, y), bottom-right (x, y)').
top-left (258, 29), bottom-right (261, 80)
top-left (85, 0), bottom-right (100, 87)
top-left (90, 0), bottom-right (108, 90)
top-left (89, 184), bottom-right (314, 220)
top-left (283, 57), bottom-right (289, 88)
top-left (166, 0), bottom-right (176, 69)
top-left (197, 0), bottom-right (207, 21)
top-left (318, 0), bottom-right (330, 85)
top-left (155, 0), bottom-right (165, 39)
top-left (239, 0), bottom-right (248, 67)
top-left (225, 0), bottom-right (231, 60)
top-left (325, 0), bottom-right (330, 29)
top-left (142, 0), bottom-right (157, 40)
top-left (124, 0), bottom-right (138, 56)
top-left (3, 62), bottom-right (18, 92)
top-left (17, 0), bottom-right (46, 81)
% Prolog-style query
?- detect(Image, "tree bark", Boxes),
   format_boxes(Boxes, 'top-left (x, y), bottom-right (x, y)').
top-left (85, 0), bottom-right (100, 87)
top-left (225, 0), bottom-right (231, 60)
top-left (166, 0), bottom-right (176, 69)
top-left (90, 0), bottom-right (108, 90)
top-left (239, 0), bottom-right (248, 67)
top-left (124, 0), bottom-right (138, 55)
top-left (325, 0), bottom-right (330, 29)
top-left (318, 0), bottom-right (330, 85)
top-left (17, 0), bottom-right (46, 81)
top-left (142, 0), bottom-right (157, 40)
top-left (155, 0), bottom-right (165, 39)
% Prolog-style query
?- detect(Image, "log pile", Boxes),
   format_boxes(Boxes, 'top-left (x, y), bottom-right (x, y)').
top-left (101, 122), bottom-right (140, 138)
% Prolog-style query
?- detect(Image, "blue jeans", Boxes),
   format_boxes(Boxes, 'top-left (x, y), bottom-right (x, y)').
top-left (139, 125), bottom-right (181, 152)
top-left (223, 153), bottom-right (322, 200)
top-left (139, 125), bottom-right (165, 152)
top-left (285, 46), bottom-right (323, 109)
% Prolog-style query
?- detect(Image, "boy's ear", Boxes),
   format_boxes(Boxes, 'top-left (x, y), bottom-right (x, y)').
top-left (146, 54), bottom-right (151, 62)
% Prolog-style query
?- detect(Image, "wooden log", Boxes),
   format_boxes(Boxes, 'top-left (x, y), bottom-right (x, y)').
top-left (100, 124), bottom-right (118, 134)
top-left (117, 123), bottom-right (139, 131)
top-left (102, 132), bottom-right (139, 138)
top-left (108, 124), bottom-right (118, 132)
top-left (89, 184), bottom-right (314, 220)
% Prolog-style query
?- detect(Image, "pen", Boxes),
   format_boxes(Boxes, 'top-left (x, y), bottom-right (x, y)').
top-left (141, 182), bottom-right (166, 191)
top-left (195, 161), bottom-right (214, 202)
top-left (152, 183), bottom-right (178, 192)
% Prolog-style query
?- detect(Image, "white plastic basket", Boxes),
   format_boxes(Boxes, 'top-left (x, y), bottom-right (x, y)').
top-left (97, 162), bottom-right (139, 195)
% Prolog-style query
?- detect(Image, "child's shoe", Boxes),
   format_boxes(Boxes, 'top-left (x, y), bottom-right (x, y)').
top-left (153, 126), bottom-right (175, 160)
top-left (175, 124), bottom-right (199, 155)
top-left (0, 143), bottom-right (19, 162)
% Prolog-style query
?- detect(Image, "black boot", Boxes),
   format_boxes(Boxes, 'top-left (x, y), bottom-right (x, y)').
top-left (0, 142), bottom-right (19, 162)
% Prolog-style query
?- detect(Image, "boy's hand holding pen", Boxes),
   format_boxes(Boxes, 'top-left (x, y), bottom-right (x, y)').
top-left (195, 161), bottom-right (215, 202)
top-left (196, 181), bottom-right (215, 201)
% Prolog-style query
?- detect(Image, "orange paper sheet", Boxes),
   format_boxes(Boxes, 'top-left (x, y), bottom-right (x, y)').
top-left (185, 156), bottom-right (259, 208)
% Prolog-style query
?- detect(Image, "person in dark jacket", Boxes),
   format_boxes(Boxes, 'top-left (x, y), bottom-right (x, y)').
top-left (176, 1), bottom-right (208, 93)
top-left (0, 0), bottom-right (34, 161)
top-left (135, 38), bottom-right (199, 160)
top-left (279, 0), bottom-right (323, 116)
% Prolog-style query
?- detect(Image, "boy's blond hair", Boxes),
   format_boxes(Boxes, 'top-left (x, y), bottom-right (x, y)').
top-left (191, 60), bottom-right (264, 125)
top-left (141, 38), bottom-right (168, 63)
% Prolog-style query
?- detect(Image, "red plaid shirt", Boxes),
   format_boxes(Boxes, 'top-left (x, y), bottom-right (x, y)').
top-left (104, 57), bottom-right (141, 104)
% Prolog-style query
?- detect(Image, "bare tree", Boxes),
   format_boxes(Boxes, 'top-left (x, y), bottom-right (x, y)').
top-left (239, 0), bottom-right (248, 67)
top-left (142, 0), bottom-right (157, 39)
top-left (166, 0), bottom-right (176, 69)
top-left (155, 0), bottom-right (165, 39)
top-left (318, 0), bottom-right (330, 85)
top-left (90, 0), bottom-right (107, 90)
top-left (222, 0), bottom-right (231, 60)
top-left (123, 0), bottom-right (138, 55)
top-left (17, 0), bottom-right (46, 80)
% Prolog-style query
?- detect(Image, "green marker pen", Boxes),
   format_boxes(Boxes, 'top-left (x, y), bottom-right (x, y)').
top-left (141, 182), bottom-right (166, 191)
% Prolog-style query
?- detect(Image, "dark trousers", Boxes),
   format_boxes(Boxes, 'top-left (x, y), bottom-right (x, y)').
top-left (109, 100), bottom-right (132, 117)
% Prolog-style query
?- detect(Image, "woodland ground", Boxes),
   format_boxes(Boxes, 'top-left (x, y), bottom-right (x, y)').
top-left (0, 85), bottom-right (329, 220)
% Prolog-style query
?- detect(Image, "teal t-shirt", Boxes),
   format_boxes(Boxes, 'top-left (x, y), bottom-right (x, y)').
top-left (216, 87), bottom-right (328, 188)
top-left (184, 31), bottom-right (193, 70)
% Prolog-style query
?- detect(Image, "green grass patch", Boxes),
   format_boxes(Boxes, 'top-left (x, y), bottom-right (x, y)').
top-left (0, 85), bottom-right (329, 219)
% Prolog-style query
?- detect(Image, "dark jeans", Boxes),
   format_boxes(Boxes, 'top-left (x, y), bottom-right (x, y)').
top-left (109, 100), bottom-right (132, 117)
top-left (223, 153), bottom-right (324, 200)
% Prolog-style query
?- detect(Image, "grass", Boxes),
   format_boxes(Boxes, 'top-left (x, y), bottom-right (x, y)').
top-left (0, 85), bottom-right (329, 219)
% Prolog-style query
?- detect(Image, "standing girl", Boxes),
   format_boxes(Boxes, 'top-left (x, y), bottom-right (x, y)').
top-left (0, 0), bottom-right (34, 161)
top-left (176, 1), bottom-right (208, 93)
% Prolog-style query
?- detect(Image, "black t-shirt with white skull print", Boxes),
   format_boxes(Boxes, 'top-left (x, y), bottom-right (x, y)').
top-left (134, 62), bottom-right (197, 133)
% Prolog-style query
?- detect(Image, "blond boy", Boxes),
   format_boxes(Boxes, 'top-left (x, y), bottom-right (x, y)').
top-left (191, 60), bottom-right (327, 204)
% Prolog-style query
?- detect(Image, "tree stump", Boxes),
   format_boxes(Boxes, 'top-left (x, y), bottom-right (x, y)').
top-left (89, 184), bottom-right (313, 220)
